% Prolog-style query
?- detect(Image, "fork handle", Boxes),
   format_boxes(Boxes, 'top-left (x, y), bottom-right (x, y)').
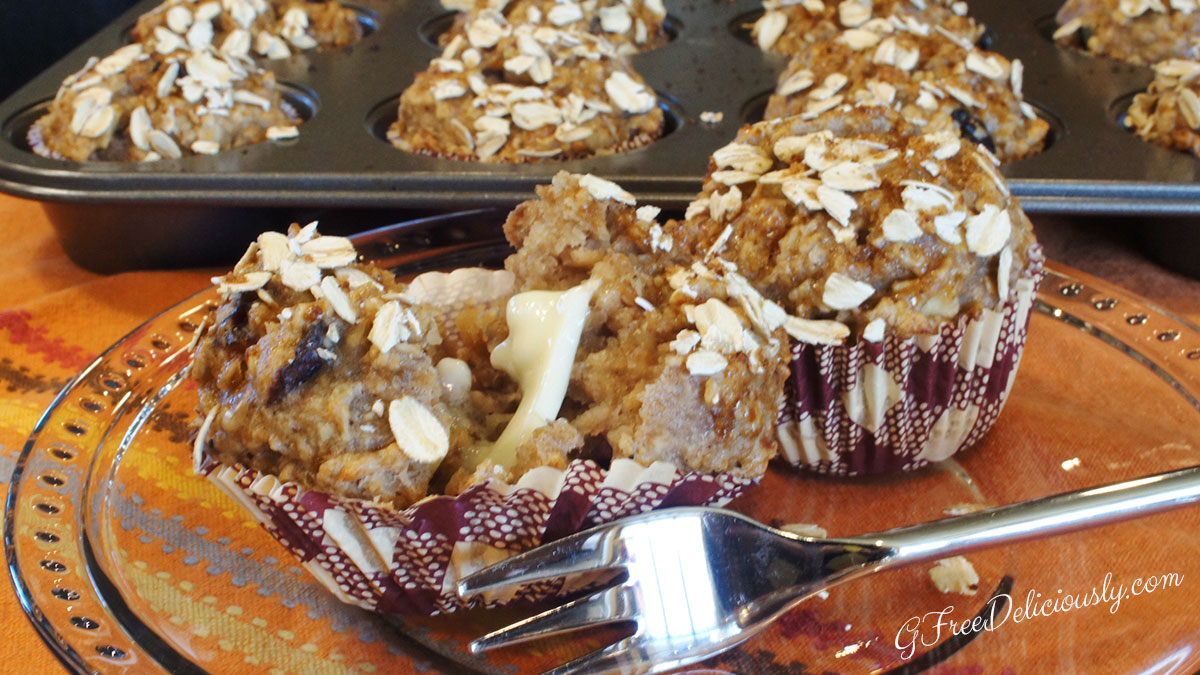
top-left (845, 465), bottom-right (1200, 570)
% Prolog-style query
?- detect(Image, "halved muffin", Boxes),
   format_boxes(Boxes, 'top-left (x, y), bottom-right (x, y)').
top-left (191, 174), bottom-right (788, 613)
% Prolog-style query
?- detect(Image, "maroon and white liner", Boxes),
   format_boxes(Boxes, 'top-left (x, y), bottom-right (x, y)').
top-left (198, 454), bottom-right (752, 614)
top-left (777, 249), bottom-right (1045, 475)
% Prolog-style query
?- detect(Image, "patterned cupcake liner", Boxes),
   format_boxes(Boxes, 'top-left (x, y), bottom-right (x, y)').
top-left (27, 123), bottom-right (59, 159)
top-left (777, 247), bottom-right (1045, 475)
top-left (194, 266), bottom-right (752, 615)
top-left (197, 454), bottom-right (752, 614)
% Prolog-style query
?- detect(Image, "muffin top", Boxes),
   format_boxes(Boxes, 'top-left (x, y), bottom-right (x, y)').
top-left (132, 0), bottom-right (362, 61)
top-left (663, 108), bottom-right (1039, 338)
top-left (389, 13), bottom-right (663, 162)
top-left (1055, 0), bottom-right (1200, 65)
top-left (1126, 58), bottom-right (1200, 155)
top-left (753, 0), bottom-right (981, 55)
top-left (442, 0), bottom-right (670, 54)
top-left (763, 16), bottom-right (1047, 161)
top-left (33, 42), bottom-right (298, 161)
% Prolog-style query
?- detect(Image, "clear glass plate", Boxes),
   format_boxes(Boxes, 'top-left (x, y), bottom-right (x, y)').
top-left (7, 211), bottom-right (1200, 675)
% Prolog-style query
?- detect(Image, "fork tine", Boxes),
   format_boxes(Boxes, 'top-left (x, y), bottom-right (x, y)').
top-left (541, 635), bottom-right (641, 675)
top-left (457, 527), bottom-right (619, 598)
top-left (469, 584), bottom-right (635, 653)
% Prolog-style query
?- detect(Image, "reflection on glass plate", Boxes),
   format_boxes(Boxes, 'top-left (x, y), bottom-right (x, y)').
top-left (7, 211), bottom-right (1200, 675)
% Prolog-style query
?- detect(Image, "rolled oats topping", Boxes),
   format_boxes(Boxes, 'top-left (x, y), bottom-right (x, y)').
top-left (1125, 58), bottom-right (1200, 155)
top-left (390, 20), bottom-right (664, 162)
top-left (763, 19), bottom-right (1049, 161)
top-left (132, 0), bottom-right (363, 61)
top-left (662, 107), bottom-right (1039, 337)
top-left (442, 0), bottom-right (671, 54)
top-left (1055, 0), bottom-right (1200, 65)
top-left (753, 0), bottom-right (981, 56)
top-left (33, 35), bottom-right (301, 161)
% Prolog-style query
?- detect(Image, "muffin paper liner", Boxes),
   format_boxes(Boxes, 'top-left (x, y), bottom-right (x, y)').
top-left (197, 455), bottom-right (752, 614)
top-left (194, 266), bottom-right (752, 615)
top-left (777, 247), bottom-right (1045, 475)
top-left (27, 124), bottom-right (58, 160)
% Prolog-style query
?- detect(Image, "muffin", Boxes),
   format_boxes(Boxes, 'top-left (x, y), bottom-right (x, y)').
top-left (469, 172), bottom-right (791, 481)
top-left (1054, 0), bottom-right (1200, 65)
top-left (662, 107), bottom-right (1043, 474)
top-left (132, 0), bottom-right (362, 61)
top-left (1124, 58), bottom-right (1200, 154)
top-left (752, 0), bottom-right (982, 56)
top-left (762, 18), bottom-right (1048, 161)
top-left (388, 13), bottom-right (664, 161)
top-left (441, 0), bottom-right (671, 55)
top-left (192, 173), bottom-right (784, 613)
top-left (30, 42), bottom-right (300, 161)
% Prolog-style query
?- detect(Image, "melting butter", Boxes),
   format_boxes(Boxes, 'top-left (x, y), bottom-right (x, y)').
top-left (467, 278), bottom-right (600, 470)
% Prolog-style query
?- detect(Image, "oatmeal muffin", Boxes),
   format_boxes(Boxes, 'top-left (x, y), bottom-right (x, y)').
top-left (762, 18), bottom-right (1048, 161)
top-left (389, 13), bottom-right (664, 161)
top-left (30, 42), bottom-right (299, 161)
top-left (193, 175), bottom-right (787, 614)
top-left (195, 174), bottom-right (789, 504)
top-left (132, 0), bottom-right (362, 61)
top-left (441, 0), bottom-right (670, 55)
top-left (752, 0), bottom-right (982, 56)
top-left (1125, 58), bottom-right (1200, 154)
top-left (664, 108), bottom-right (1043, 473)
top-left (1054, 0), bottom-right (1200, 65)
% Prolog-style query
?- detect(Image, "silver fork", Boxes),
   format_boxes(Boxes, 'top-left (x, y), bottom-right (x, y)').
top-left (457, 465), bottom-right (1200, 674)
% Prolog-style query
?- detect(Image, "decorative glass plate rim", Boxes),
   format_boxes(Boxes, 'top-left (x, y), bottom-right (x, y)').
top-left (7, 213), bottom-right (1200, 674)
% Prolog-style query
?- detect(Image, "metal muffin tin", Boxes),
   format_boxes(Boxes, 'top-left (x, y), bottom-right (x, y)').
top-left (0, 0), bottom-right (1196, 272)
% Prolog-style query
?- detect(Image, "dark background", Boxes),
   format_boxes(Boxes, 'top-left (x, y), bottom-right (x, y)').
top-left (0, 0), bottom-right (141, 101)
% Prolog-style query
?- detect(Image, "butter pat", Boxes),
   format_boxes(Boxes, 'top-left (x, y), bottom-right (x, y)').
top-left (470, 278), bottom-right (600, 470)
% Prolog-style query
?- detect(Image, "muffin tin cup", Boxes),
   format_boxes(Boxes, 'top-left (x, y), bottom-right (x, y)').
top-left (777, 248), bottom-right (1046, 475)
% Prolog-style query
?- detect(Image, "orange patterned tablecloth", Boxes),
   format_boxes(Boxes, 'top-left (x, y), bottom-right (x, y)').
top-left (3, 193), bottom-right (1200, 674)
